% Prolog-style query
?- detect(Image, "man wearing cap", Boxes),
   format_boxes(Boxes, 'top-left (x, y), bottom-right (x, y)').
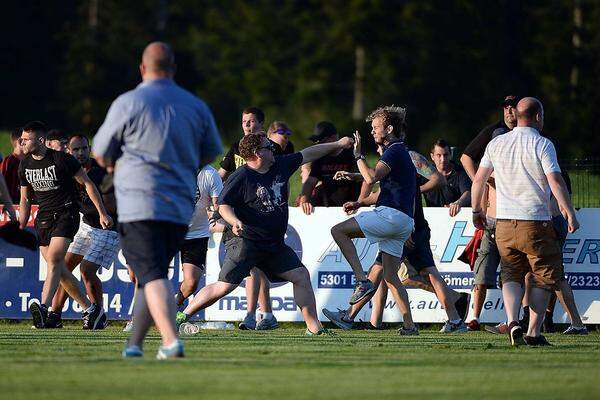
top-left (460, 95), bottom-right (517, 332)
top-left (298, 121), bottom-right (361, 215)
top-left (472, 97), bottom-right (579, 346)
top-left (45, 129), bottom-right (69, 153)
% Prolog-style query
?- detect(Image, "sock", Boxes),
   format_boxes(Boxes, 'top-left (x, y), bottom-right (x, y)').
top-left (262, 312), bottom-right (273, 320)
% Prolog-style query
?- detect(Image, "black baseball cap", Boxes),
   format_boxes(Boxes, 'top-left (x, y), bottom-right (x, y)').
top-left (46, 129), bottom-right (68, 142)
top-left (502, 95), bottom-right (520, 107)
top-left (309, 121), bottom-right (337, 142)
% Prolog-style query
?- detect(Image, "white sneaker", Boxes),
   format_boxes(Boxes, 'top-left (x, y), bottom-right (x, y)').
top-left (439, 320), bottom-right (468, 333)
top-left (123, 320), bottom-right (134, 332)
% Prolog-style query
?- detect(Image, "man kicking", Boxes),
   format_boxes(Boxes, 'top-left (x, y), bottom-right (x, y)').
top-left (177, 133), bottom-right (353, 335)
top-left (325, 148), bottom-right (469, 332)
top-left (19, 122), bottom-right (113, 329)
top-left (329, 105), bottom-right (418, 334)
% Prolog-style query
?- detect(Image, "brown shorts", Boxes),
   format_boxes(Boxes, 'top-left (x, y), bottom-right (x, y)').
top-left (495, 219), bottom-right (564, 291)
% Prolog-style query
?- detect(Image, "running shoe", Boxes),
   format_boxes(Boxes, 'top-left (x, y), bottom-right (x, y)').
top-left (305, 327), bottom-right (335, 336)
top-left (122, 345), bottom-right (144, 358)
top-left (563, 325), bottom-right (588, 335)
top-left (484, 322), bottom-right (509, 335)
top-left (322, 308), bottom-right (354, 330)
top-left (398, 325), bottom-right (419, 336)
top-left (440, 320), bottom-right (468, 334)
top-left (349, 280), bottom-right (376, 305)
top-left (455, 293), bottom-right (471, 321)
top-left (156, 340), bottom-right (184, 360)
top-left (29, 302), bottom-right (48, 329)
top-left (82, 304), bottom-right (105, 330)
top-left (45, 311), bottom-right (63, 329)
top-left (255, 315), bottom-right (279, 330)
top-left (123, 320), bottom-right (134, 333)
top-left (238, 313), bottom-right (256, 330)
top-left (524, 335), bottom-right (552, 347)
top-left (467, 319), bottom-right (480, 331)
top-left (508, 321), bottom-right (525, 346)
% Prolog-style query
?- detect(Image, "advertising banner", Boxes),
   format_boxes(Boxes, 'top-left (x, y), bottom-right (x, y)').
top-left (1, 207), bottom-right (599, 323)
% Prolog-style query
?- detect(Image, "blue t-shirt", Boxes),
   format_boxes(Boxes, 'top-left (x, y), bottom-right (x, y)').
top-left (376, 141), bottom-right (416, 218)
top-left (218, 153), bottom-right (303, 245)
top-left (92, 79), bottom-right (223, 224)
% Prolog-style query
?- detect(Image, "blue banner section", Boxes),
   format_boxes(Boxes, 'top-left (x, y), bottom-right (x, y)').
top-left (0, 238), bottom-right (205, 320)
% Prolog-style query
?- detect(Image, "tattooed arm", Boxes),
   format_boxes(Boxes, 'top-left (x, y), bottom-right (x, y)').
top-left (409, 151), bottom-right (446, 193)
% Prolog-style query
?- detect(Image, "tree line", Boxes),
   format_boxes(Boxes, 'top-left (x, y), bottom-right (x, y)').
top-left (2, 0), bottom-right (598, 157)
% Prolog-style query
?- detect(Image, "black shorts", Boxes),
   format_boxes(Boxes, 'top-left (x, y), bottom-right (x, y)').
top-left (35, 209), bottom-right (80, 247)
top-left (119, 220), bottom-right (188, 287)
top-left (180, 237), bottom-right (209, 270)
top-left (219, 237), bottom-right (302, 285)
top-left (375, 227), bottom-right (435, 272)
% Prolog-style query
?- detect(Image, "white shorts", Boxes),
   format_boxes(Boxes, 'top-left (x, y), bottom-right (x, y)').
top-left (355, 206), bottom-right (414, 258)
top-left (68, 222), bottom-right (120, 269)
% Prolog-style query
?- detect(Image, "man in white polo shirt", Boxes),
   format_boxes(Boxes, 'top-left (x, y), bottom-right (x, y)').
top-left (471, 97), bottom-right (579, 347)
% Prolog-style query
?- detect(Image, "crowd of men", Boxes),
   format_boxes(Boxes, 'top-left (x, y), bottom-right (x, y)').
top-left (0, 41), bottom-right (587, 359)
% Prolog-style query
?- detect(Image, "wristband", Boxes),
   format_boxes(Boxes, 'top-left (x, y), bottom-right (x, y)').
top-left (472, 209), bottom-right (482, 213)
top-left (355, 155), bottom-right (365, 161)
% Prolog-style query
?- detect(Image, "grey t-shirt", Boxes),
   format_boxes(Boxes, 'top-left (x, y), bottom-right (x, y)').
top-left (92, 79), bottom-right (223, 225)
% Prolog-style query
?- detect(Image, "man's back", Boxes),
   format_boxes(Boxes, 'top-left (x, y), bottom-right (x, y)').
top-left (94, 79), bottom-right (222, 224)
top-left (482, 126), bottom-right (560, 220)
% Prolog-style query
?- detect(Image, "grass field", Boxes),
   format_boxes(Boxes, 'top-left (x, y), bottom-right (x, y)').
top-left (1, 322), bottom-right (599, 400)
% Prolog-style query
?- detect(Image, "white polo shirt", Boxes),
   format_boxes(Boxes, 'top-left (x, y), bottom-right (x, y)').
top-left (480, 126), bottom-right (561, 221)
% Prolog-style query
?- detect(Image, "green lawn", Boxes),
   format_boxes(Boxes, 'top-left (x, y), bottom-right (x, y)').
top-left (0, 322), bottom-right (599, 400)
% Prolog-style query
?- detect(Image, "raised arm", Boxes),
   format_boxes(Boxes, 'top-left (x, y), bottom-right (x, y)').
top-left (409, 151), bottom-right (446, 193)
top-left (299, 137), bottom-right (353, 164)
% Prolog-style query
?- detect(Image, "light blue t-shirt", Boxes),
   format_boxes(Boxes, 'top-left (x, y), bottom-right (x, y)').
top-left (92, 79), bottom-right (223, 225)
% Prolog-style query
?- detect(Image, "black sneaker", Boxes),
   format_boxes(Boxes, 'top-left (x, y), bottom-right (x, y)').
top-left (349, 280), bottom-right (376, 305)
top-left (29, 302), bottom-right (48, 329)
top-left (455, 293), bottom-right (470, 321)
top-left (45, 311), bottom-right (63, 329)
top-left (508, 321), bottom-right (525, 347)
top-left (82, 304), bottom-right (105, 330)
top-left (524, 335), bottom-right (552, 347)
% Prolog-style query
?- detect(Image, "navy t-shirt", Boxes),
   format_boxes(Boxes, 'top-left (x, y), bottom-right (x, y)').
top-left (376, 142), bottom-right (416, 218)
top-left (219, 153), bottom-right (303, 245)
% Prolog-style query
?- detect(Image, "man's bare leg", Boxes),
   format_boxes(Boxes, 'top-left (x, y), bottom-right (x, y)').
top-left (330, 218), bottom-right (367, 282)
top-left (381, 252), bottom-right (415, 329)
top-left (556, 280), bottom-right (584, 327)
top-left (182, 281), bottom-right (238, 317)
top-left (175, 263), bottom-right (202, 306)
top-left (278, 267), bottom-right (322, 333)
top-left (527, 286), bottom-right (551, 337)
top-left (52, 252), bottom-right (84, 312)
top-left (502, 281), bottom-right (524, 325)
top-left (144, 279), bottom-right (179, 346)
top-left (422, 267), bottom-right (460, 321)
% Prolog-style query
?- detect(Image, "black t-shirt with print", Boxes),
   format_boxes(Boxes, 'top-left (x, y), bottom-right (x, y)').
top-left (220, 137), bottom-right (295, 174)
top-left (309, 148), bottom-right (360, 206)
top-left (18, 149), bottom-right (81, 216)
top-left (219, 153), bottom-right (303, 245)
top-left (422, 162), bottom-right (472, 207)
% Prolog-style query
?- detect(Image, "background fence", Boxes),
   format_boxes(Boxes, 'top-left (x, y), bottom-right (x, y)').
top-left (561, 158), bottom-right (600, 208)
